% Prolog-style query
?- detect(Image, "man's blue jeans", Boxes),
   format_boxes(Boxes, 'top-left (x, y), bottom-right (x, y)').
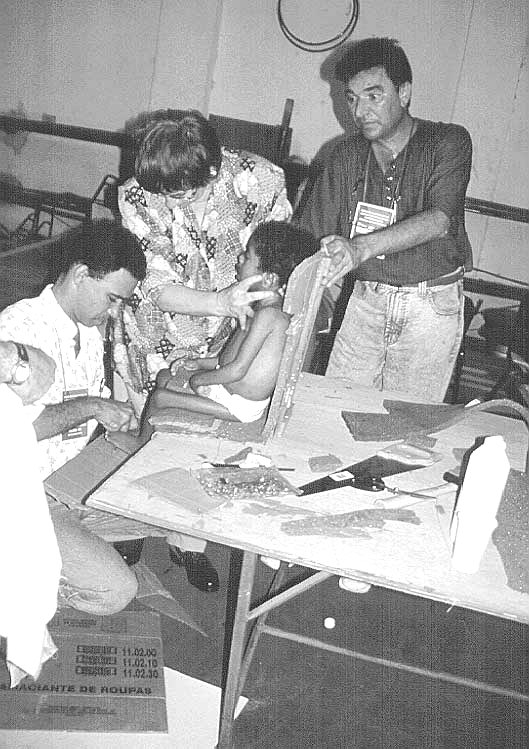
top-left (326, 279), bottom-right (464, 402)
top-left (50, 502), bottom-right (185, 616)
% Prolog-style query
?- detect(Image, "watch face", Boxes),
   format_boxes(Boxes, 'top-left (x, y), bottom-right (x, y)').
top-left (12, 361), bottom-right (30, 385)
top-left (11, 343), bottom-right (31, 385)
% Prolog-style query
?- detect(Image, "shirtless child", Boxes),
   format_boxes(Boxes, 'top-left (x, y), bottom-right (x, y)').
top-left (149, 221), bottom-right (318, 423)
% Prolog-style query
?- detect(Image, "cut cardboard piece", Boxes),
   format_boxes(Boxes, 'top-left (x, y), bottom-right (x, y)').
top-left (151, 249), bottom-right (332, 443)
top-left (133, 561), bottom-right (207, 637)
top-left (0, 609), bottom-right (167, 733)
top-left (44, 434), bottom-right (143, 509)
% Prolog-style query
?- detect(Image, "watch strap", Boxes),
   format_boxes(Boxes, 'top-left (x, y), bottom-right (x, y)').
top-left (10, 341), bottom-right (31, 385)
top-left (14, 341), bottom-right (29, 363)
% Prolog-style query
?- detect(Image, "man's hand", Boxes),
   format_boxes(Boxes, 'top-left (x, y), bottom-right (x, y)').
top-left (320, 235), bottom-right (367, 287)
top-left (216, 275), bottom-right (274, 330)
top-left (320, 235), bottom-right (354, 285)
top-left (0, 342), bottom-right (56, 405)
top-left (93, 398), bottom-right (138, 432)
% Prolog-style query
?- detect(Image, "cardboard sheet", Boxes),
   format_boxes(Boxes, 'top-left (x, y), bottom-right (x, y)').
top-left (132, 468), bottom-right (222, 513)
top-left (0, 668), bottom-right (247, 748)
top-left (0, 609), bottom-right (167, 733)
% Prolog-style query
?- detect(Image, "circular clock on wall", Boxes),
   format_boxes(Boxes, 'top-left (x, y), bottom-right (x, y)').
top-left (277, 0), bottom-right (360, 52)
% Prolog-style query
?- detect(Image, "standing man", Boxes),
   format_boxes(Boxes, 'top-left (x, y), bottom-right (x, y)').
top-left (299, 37), bottom-right (472, 401)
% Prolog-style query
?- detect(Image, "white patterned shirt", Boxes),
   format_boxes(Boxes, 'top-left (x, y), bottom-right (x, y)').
top-left (117, 147), bottom-right (292, 394)
top-left (0, 285), bottom-right (109, 479)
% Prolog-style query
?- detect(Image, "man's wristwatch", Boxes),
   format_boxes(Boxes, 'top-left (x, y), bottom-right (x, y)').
top-left (10, 342), bottom-right (31, 385)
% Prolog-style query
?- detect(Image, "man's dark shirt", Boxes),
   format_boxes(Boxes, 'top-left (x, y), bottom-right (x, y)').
top-left (298, 118), bottom-right (473, 285)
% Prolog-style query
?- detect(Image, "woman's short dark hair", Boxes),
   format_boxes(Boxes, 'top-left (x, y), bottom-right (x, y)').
top-left (133, 109), bottom-right (222, 194)
top-left (335, 37), bottom-right (412, 89)
top-left (248, 221), bottom-right (319, 288)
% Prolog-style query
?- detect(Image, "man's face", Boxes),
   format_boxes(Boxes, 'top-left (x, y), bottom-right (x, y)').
top-left (345, 66), bottom-right (411, 142)
top-left (74, 268), bottom-right (138, 327)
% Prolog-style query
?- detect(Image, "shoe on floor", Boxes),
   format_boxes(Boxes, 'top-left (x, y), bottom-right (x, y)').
top-left (169, 546), bottom-right (219, 593)
top-left (338, 577), bottom-right (371, 593)
top-left (260, 555), bottom-right (282, 570)
top-left (113, 538), bottom-right (145, 566)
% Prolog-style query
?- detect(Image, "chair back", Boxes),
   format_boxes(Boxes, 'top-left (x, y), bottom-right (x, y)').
top-left (261, 249), bottom-right (331, 441)
top-left (209, 99), bottom-right (293, 166)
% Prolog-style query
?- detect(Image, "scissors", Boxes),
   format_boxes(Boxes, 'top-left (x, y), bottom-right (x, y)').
top-left (299, 470), bottom-right (448, 499)
top-left (299, 471), bottom-right (386, 495)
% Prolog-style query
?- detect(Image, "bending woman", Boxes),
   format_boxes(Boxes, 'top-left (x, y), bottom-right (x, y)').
top-left (115, 109), bottom-right (292, 414)
top-left (113, 109), bottom-right (292, 594)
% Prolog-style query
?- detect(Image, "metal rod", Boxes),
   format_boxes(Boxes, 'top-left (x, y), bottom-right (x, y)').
top-left (260, 626), bottom-right (529, 702)
top-left (247, 570), bottom-right (333, 621)
top-left (236, 563), bottom-right (289, 696)
top-left (0, 115), bottom-right (130, 148)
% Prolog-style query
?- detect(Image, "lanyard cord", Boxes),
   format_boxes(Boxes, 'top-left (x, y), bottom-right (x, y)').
top-left (361, 119), bottom-right (417, 209)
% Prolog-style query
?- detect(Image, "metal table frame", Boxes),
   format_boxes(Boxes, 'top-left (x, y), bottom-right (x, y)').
top-left (217, 549), bottom-right (528, 748)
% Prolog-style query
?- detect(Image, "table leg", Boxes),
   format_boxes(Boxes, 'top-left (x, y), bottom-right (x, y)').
top-left (236, 562), bottom-right (289, 696)
top-left (218, 549), bottom-right (257, 749)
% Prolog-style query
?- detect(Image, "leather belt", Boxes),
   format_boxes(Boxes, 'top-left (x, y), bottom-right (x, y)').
top-left (374, 267), bottom-right (465, 289)
top-left (423, 268), bottom-right (464, 287)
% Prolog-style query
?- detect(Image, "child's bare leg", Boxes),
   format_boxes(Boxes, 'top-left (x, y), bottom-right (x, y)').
top-left (150, 387), bottom-right (239, 421)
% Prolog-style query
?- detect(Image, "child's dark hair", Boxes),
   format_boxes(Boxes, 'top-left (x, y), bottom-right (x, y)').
top-left (248, 221), bottom-right (319, 288)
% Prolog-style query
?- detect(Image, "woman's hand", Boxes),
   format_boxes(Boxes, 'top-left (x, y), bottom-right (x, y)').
top-left (215, 275), bottom-right (274, 329)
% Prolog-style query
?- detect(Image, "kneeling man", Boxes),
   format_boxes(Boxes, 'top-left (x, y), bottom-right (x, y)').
top-left (0, 220), bottom-right (146, 615)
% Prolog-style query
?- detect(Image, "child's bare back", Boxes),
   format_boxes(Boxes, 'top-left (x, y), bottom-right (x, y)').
top-left (148, 220), bottom-right (318, 424)
top-left (219, 304), bottom-right (289, 400)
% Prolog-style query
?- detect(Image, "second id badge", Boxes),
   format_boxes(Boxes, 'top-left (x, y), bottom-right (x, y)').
top-left (350, 201), bottom-right (396, 260)
top-left (62, 388), bottom-right (88, 440)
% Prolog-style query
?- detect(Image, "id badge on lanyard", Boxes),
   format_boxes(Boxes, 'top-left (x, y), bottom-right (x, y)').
top-left (350, 147), bottom-right (402, 259)
top-left (62, 388), bottom-right (88, 440)
top-left (350, 201), bottom-right (396, 238)
top-left (350, 201), bottom-right (395, 261)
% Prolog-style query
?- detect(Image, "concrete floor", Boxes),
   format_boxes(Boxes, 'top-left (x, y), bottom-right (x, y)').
top-left (140, 537), bottom-right (527, 748)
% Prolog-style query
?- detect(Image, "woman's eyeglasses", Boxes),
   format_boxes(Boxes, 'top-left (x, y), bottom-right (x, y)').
top-left (162, 186), bottom-right (198, 201)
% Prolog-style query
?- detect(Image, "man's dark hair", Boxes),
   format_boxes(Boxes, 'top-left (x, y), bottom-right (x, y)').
top-left (133, 109), bottom-right (222, 194)
top-left (335, 37), bottom-right (412, 89)
top-left (248, 221), bottom-right (319, 288)
top-left (51, 219), bottom-right (146, 282)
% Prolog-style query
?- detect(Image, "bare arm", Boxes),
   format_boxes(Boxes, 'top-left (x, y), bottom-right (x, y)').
top-left (322, 209), bottom-right (449, 285)
top-left (0, 340), bottom-right (18, 382)
top-left (156, 275), bottom-right (274, 330)
top-left (321, 125), bottom-right (472, 285)
top-left (189, 313), bottom-right (275, 390)
top-left (33, 397), bottom-right (138, 440)
top-left (178, 356), bottom-right (219, 372)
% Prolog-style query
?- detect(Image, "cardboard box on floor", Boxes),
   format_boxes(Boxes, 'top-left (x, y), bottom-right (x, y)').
top-left (0, 609), bottom-right (167, 733)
